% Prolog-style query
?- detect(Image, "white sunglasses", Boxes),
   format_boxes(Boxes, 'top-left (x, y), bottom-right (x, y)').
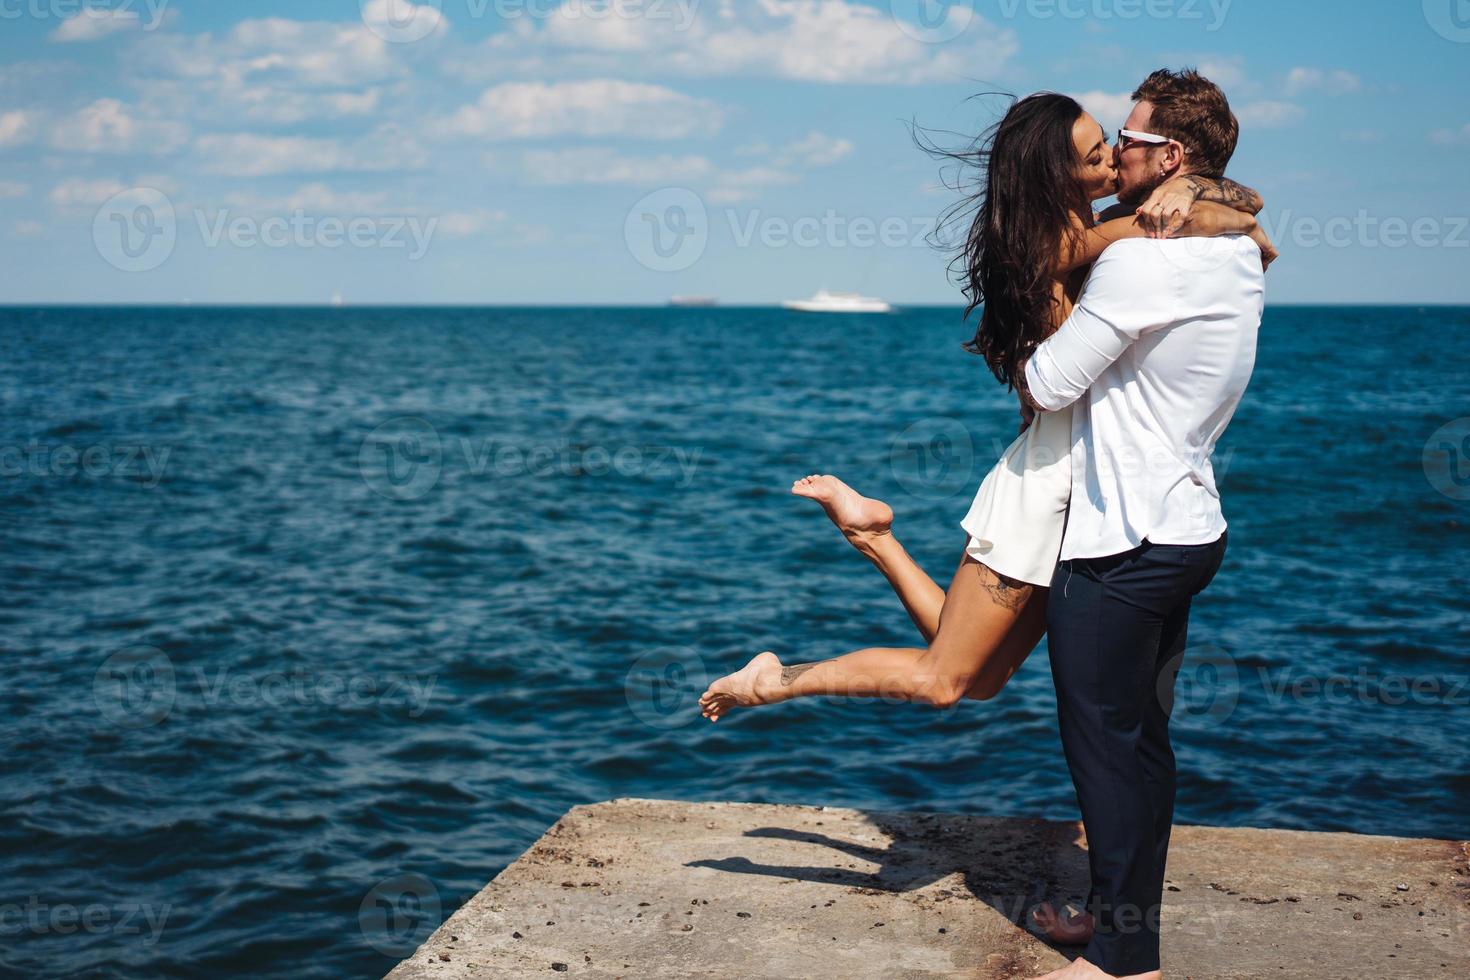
top-left (1117, 128), bottom-right (1187, 153)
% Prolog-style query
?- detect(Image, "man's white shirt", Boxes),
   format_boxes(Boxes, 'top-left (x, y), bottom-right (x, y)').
top-left (1024, 235), bottom-right (1265, 561)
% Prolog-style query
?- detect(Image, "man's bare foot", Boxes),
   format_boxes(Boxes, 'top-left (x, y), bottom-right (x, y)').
top-left (791, 474), bottom-right (893, 550)
top-left (1031, 903), bottom-right (1095, 946)
top-left (1029, 957), bottom-right (1160, 980)
top-left (698, 651), bottom-right (787, 723)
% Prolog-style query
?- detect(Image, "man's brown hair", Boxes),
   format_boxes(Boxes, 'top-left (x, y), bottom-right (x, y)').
top-left (1132, 68), bottom-right (1240, 178)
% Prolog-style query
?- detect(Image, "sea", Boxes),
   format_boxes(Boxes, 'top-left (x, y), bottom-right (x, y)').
top-left (1, 305), bottom-right (1466, 978)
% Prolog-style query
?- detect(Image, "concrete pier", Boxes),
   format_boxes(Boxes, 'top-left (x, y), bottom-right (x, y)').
top-left (387, 798), bottom-right (1468, 979)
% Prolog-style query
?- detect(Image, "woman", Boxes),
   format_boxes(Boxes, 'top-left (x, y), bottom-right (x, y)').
top-left (699, 93), bottom-right (1271, 723)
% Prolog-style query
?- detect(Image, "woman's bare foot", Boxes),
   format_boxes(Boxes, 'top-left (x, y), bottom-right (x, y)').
top-left (791, 474), bottom-right (894, 550)
top-left (698, 651), bottom-right (786, 722)
top-left (1031, 903), bottom-right (1095, 946)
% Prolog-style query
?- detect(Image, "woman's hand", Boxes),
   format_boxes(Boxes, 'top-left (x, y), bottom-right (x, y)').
top-left (1138, 176), bottom-right (1266, 238)
top-left (1136, 177), bottom-right (1201, 239)
top-left (1179, 201), bottom-right (1256, 238)
top-left (1249, 224), bottom-right (1280, 272)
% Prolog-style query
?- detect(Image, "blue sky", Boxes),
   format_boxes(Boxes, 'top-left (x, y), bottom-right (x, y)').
top-left (0, 0), bottom-right (1466, 305)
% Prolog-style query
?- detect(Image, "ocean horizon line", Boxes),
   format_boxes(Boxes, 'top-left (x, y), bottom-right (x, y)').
top-left (3, 301), bottom-right (1468, 310)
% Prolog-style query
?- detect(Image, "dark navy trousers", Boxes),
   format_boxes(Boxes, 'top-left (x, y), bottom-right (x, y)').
top-left (1046, 532), bottom-right (1228, 975)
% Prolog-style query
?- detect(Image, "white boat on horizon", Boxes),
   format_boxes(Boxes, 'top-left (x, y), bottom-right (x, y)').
top-left (781, 289), bottom-right (892, 314)
top-left (669, 295), bottom-right (719, 308)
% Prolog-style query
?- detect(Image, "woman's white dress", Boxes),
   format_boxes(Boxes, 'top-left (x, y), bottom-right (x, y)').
top-left (959, 404), bottom-right (1074, 587)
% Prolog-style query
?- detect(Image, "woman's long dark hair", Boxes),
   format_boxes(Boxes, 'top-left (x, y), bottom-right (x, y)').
top-left (921, 93), bottom-right (1093, 389)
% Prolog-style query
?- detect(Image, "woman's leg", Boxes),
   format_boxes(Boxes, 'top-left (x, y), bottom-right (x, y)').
top-left (791, 474), bottom-right (945, 643)
top-left (698, 545), bottom-right (1048, 721)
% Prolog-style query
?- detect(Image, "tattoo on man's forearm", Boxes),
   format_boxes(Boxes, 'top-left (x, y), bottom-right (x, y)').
top-left (978, 566), bottom-right (1033, 612)
top-left (1186, 176), bottom-right (1263, 214)
top-left (781, 663), bottom-right (819, 686)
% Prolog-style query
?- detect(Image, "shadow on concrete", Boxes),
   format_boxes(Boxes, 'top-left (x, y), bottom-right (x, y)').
top-left (686, 810), bottom-right (1092, 958)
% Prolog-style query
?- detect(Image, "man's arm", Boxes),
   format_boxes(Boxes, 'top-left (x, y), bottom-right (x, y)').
top-left (1138, 175), bottom-right (1264, 237)
top-left (1022, 245), bottom-right (1178, 412)
top-left (1058, 202), bottom-right (1260, 274)
top-left (1185, 176), bottom-right (1263, 214)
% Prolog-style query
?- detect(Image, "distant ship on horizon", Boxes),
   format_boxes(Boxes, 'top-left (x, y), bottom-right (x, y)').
top-left (669, 295), bottom-right (719, 308)
top-left (781, 289), bottom-right (892, 314)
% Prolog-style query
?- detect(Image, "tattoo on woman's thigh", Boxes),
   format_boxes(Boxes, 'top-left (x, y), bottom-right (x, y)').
top-left (976, 565), bottom-right (1033, 612)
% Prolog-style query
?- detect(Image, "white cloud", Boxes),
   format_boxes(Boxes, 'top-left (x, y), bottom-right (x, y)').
top-left (1075, 91), bottom-right (1135, 129)
top-left (138, 16), bottom-right (417, 126)
top-left (51, 9), bottom-right (144, 42)
top-left (50, 99), bottom-right (189, 154)
top-left (468, 0), bottom-right (1019, 85)
top-left (774, 131), bottom-right (853, 167)
top-left (1430, 123), bottom-right (1470, 146)
top-left (209, 185), bottom-right (515, 241)
top-left (1237, 101), bottom-right (1305, 128)
top-left (148, 80), bottom-right (384, 126)
top-left (48, 177), bottom-right (129, 207)
top-left (1193, 57), bottom-right (1248, 90)
top-left (133, 173), bottom-right (180, 195)
top-left (12, 220), bottom-right (43, 237)
top-left (436, 80), bottom-right (722, 140)
top-left (147, 17), bottom-right (406, 89)
top-left (520, 148), bottom-right (715, 185)
top-left (0, 180), bottom-right (27, 197)
top-left (436, 209), bottom-right (511, 237)
top-left (1284, 67), bottom-right (1361, 96)
top-left (707, 166), bottom-right (799, 204)
top-left (194, 128), bottom-right (427, 177)
top-left (221, 183), bottom-right (397, 215)
top-left (512, 132), bottom-right (847, 195)
top-left (360, 0), bottom-right (449, 43)
top-left (0, 110), bottom-right (35, 147)
top-left (245, 88), bottom-right (381, 125)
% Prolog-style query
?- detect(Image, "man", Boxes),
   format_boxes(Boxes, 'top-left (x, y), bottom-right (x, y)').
top-left (1018, 69), bottom-right (1267, 980)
